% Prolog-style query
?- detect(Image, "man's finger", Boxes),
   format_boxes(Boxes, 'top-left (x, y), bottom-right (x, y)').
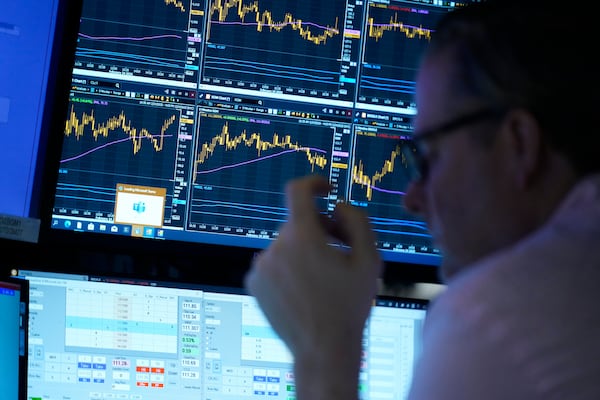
top-left (332, 202), bottom-right (382, 271)
top-left (285, 175), bottom-right (331, 228)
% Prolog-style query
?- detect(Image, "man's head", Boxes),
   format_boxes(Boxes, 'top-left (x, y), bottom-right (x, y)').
top-left (403, 0), bottom-right (599, 280)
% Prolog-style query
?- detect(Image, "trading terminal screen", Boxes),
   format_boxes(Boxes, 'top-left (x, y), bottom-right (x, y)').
top-left (47, 0), bottom-right (471, 267)
top-left (17, 268), bottom-right (428, 400)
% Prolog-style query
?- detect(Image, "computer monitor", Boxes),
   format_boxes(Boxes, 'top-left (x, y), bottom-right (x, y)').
top-left (38, 0), bottom-right (476, 283)
top-left (0, 276), bottom-right (29, 400)
top-left (16, 268), bottom-right (428, 400)
top-left (0, 0), bottom-right (58, 219)
top-left (0, 0), bottom-right (81, 243)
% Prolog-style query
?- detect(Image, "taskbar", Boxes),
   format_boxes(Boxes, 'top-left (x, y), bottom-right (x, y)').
top-left (49, 215), bottom-right (441, 266)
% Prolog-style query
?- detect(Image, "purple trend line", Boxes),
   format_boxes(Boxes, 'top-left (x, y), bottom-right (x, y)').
top-left (79, 32), bottom-right (182, 41)
top-left (372, 185), bottom-right (405, 196)
top-left (60, 135), bottom-right (174, 163)
top-left (196, 147), bottom-right (326, 174)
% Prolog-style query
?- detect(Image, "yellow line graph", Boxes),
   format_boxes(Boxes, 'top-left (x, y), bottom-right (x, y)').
top-left (367, 12), bottom-right (432, 41)
top-left (207, 0), bottom-right (339, 44)
top-left (64, 106), bottom-right (176, 155)
top-left (165, 0), bottom-right (186, 12)
top-left (193, 121), bottom-right (328, 180)
top-left (352, 143), bottom-right (408, 200)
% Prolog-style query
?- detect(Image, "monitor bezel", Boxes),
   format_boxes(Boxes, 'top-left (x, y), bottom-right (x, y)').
top-left (33, 0), bottom-right (443, 286)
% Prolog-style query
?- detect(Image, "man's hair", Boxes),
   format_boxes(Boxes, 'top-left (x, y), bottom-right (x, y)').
top-left (426, 0), bottom-right (599, 176)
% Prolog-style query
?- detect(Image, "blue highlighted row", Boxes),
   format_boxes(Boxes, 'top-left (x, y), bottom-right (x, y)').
top-left (66, 316), bottom-right (177, 335)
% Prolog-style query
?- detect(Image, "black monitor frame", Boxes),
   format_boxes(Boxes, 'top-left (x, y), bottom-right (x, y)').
top-left (0, 0), bottom-right (82, 257)
top-left (32, 0), bottom-right (454, 286)
top-left (29, 0), bottom-right (85, 221)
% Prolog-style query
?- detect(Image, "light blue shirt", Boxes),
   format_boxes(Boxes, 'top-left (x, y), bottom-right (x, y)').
top-left (409, 174), bottom-right (600, 399)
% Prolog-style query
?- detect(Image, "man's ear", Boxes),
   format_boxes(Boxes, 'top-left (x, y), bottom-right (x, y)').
top-left (501, 108), bottom-right (545, 189)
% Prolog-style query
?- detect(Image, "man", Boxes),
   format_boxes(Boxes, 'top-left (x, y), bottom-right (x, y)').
top-left (245, 0), bottom-right (600, 399)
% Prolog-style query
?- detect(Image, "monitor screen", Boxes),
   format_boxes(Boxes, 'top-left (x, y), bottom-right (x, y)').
top-left (0, 276), bottom-right (29, 400)
top-left (41, 0), bottom-right (474, 281)
top-left (0, 0), bottom-right (81, 243)
top-left (0, 0), bottom-right (59, 218)
top-left (16, 268), bottom-right (428, 400)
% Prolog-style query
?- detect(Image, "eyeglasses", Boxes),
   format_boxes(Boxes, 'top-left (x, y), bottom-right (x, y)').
top-left (400, 107), bottom-right (507, 182)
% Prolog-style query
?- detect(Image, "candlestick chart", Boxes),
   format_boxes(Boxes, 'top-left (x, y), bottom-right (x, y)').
top-left (201, 0), bottom-right (347, 97)
top-left (349, 128), bottom-right (432, 249)
top-left (54, 99), bottom-right (181, 216)
top-left (74, 0), bottom-right (203, 82)
top-left (357, 0), bottom-right (448, 107)
top-left (187, 112), bottom-right (339, 235)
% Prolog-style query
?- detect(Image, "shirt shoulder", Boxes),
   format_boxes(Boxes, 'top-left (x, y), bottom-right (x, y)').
top-left (408, 174), bottom-right (600, 400)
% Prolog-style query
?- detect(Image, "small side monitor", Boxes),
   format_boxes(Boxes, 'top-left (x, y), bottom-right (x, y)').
top-left (0, 276), bottom-right (29, 400)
